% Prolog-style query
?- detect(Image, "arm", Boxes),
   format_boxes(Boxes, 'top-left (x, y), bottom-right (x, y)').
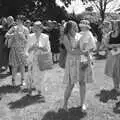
top-left (5, 26), bottom-right (15, 39)
top-left (63, 35), bottom-right (83, 55)
top-left (35, 34), bottom-right (50, 52)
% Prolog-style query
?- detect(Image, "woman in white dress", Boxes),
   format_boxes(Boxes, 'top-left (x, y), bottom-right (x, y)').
top-left (78, 20), bottom-right (96, 111)
top-left (26, 21), bottom-right (51, 95)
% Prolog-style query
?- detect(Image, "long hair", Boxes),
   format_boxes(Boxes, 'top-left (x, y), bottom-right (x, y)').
top-left (64, 20), bottom-right (78, 35)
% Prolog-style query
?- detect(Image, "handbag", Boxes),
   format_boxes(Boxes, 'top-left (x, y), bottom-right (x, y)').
top-left (59, 44), bottom-right (67, 68)
top-left (38, 52), bottom-right (53, 71)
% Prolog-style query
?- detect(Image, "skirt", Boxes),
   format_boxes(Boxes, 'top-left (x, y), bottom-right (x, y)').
top-left (63, 54), bottom-right (94, 85)
top-left (104, 53), bottom-right (117, 78)
top-left (9, 47), bottom-right (27, 67)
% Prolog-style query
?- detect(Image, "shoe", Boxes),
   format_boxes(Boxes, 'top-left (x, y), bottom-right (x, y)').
top-left (37, 90), bottom-right (41, 96)
top-left (114, 88), bottom-right (120, 93)
top-left (62, 105), bottom-right (68, 112)
top-left (81, 104), bottom-right (87, 113)
top-left (20, 79), bottom-right (26, 86)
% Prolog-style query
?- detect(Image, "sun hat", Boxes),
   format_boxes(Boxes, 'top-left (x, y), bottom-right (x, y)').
top-left (33, 21), bottom-right (45, 29)
top-left (79, 20), bottom-right (91, 29)
top-left (26, 19), bottom-right (31, 23)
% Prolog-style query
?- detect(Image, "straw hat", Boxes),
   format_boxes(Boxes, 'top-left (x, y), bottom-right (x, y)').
top-left (79, 20), bottom-right (91, 29)
top-left (33, 21), bottom-right (45, 29)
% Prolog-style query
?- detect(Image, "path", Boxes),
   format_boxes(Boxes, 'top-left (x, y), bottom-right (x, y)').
top-left (0, 59), bottom-right (120, 120)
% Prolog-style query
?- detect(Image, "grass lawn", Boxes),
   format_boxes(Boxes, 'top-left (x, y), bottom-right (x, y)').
top-left (0, 59), bottom-right (120, 120)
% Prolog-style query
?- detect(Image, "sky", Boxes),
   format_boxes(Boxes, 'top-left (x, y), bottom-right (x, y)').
top-left (56, 0), bottom-right (85, 14)
top-left (56, 0), bottom-right (120, 14)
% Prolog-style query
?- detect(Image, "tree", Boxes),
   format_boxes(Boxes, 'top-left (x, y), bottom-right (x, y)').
top-left (0, 0), bottom-right (69, 22)
top-left (85, 0), bottom-right (117, 22)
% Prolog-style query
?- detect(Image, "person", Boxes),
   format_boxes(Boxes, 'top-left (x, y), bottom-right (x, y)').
top-left (5, 15), bottom-right (29, 86)
top-left (49, 22), bottom-right (60, 63)
top-left (101, 20), bottom-right (112, 56)
top-left (78, 19), bottom-right (96, 111)
top-left (62, 20), bottom-right (92, 112)
top-left (5, 16), bottom-right (16, 74)
top-left (0, 18), bottom-right (8, 70)
top-left (24, 19), bottom-right (32, 33)
top-left (26, 21), bottom-right (51, 95)
top-left (94, 20), bottom-right (103, 56)
top-left (104, 20), bottom-right (120, 92)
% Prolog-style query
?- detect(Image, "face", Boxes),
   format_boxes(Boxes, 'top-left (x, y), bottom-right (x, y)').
top-left (113, 22), bottom-right (119, 32)
top-left (33, 25), bottom-right (43, 33)
top-left (80, 26), bottom-right (89, 31)
top-left (70, 23), bottom-right (78, 36)
top-left (16, 19), bottom-right (23, 25)
top-left (102, 22), bottom-right (111, 34)
top-left (2, 18), bottom-right (7, 26)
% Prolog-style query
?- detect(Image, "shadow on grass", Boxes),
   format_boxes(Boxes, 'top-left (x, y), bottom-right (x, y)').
top-left (113, 101), bottom-right (120, 114)
top-left (0, 85), bottom-right (21, 95)
top-left (41, 107), bottom-right (87, 120)
top-left (0, 68), bottom-right (6, 73)
top-left (8, 94), bottom-right (45, 109)
top-left (21, 88), bottom-right (36, 93)
top-left (94, 54), bottom-right (106, 60)
top-left (95, 89), bottom-right (120, 103)
top-left (0, 72), bottom-right (10, 79)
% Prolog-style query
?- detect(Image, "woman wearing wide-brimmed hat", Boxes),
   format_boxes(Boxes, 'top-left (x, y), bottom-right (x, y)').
top-left (26, 21), bottom-right (52, 95)
top-left (104, 20), bottom-right (120, 92)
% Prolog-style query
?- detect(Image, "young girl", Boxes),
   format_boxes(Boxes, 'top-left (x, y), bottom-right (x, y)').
top-left (78, 20), bottom-right (96, 111)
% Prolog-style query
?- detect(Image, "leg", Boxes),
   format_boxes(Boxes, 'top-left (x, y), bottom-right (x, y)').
top-left (79, 80), bottom-right (86, 111)
top-left (63, 81), bottom-right (74, 110)
top-left (96, 41), bottom-right (101, 55)
top-left (8, 65), bottom-right (12, 74)
top-left (12, 66), bottom-right (18, 86)
top-left (113, 76), bottom-right (119, 91)
top-left (27, 64), bottom-right (33, 95)
top-left (20, 65), bottom-right (26, 86)
top-left (56, 53), bottom-right (60, 62)
top-left (52, 53), bottom-right (55, 63)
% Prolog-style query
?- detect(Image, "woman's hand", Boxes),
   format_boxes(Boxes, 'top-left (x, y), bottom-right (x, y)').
top-left (39, 47), bottom-right (47, 52)
top-left (81, 50), bottom-right (89, 56)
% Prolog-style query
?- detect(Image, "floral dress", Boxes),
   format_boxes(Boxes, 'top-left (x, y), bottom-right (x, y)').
top-left (63, 31), bottom-right (96, 85)
top-left (5, 25), bottom-right (29, 67)
top-left (63, 35), bottom-right (81, 85)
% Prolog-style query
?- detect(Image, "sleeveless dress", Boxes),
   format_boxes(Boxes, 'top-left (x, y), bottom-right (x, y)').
top-left (6, 25), bottom-right (29, 67)
top-left (63, 32), bottom-right (95, 85)
top-left (105, 33), bottom-right (120, 79)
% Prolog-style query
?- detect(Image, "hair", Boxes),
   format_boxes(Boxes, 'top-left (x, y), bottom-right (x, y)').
top-left (64, 20), bottom-right (77, 35)
top-left (117, 20), bottom-right (120, 33)
top-left (16, 15), bottom-right (25, 22)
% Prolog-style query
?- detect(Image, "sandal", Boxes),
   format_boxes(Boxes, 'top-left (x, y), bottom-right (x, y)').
top-left (20, 79), bottom-right (26, 86)
top-left (81, 104), bottom-right (87, 113)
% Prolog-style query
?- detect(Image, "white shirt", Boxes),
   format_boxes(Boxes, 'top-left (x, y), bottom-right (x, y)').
top-left (26, 33), bottom-right (51, 63)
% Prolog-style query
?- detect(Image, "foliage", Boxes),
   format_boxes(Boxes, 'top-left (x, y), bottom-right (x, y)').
top-left (85, 0), bottom-right (116, 22)
top-left (0, 0), bottom-right (69, 22)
